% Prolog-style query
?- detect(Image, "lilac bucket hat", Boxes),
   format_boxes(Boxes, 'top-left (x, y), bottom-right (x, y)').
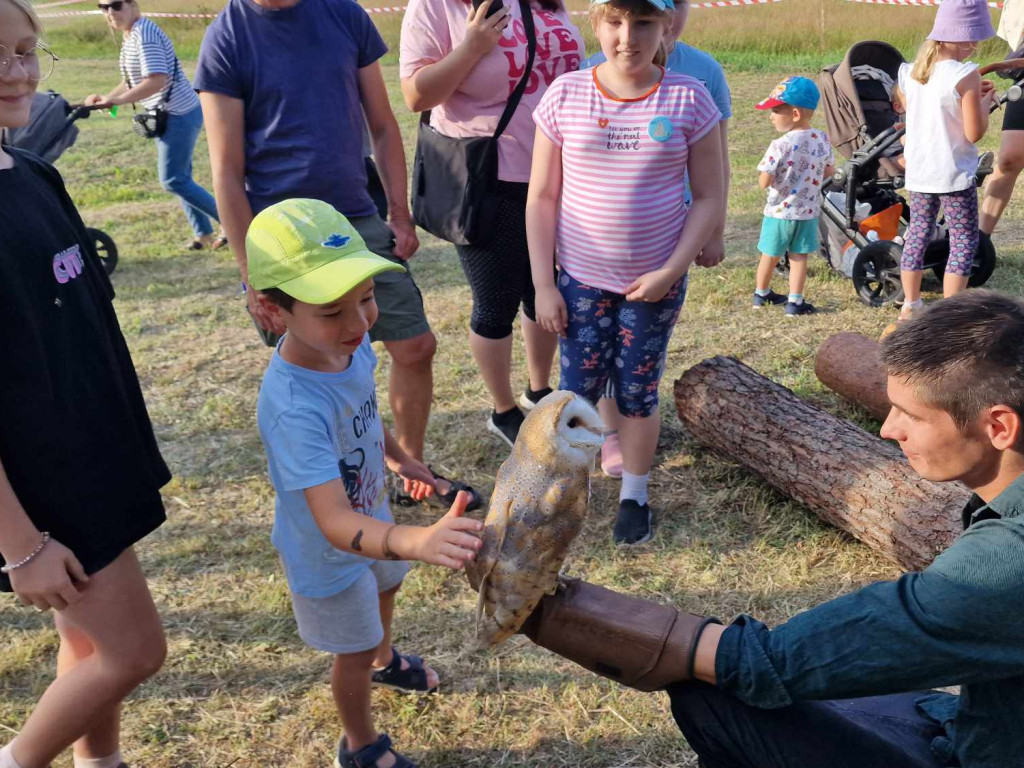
top-left (927, 0), bottom-right (996, 43)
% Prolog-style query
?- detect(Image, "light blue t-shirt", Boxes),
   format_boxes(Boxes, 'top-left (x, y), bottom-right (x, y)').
top-left (583, 42), bottom-right (732, 120)
top-left (257, 337), bottom-right (391, 598)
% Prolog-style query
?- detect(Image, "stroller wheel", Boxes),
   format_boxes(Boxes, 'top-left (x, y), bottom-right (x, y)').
top-left (852, 241), bottom-right (904, 307)
top-left (86, 227), bottom-right (118, 276)
top-left (928, 234), bottom-right (996, 287)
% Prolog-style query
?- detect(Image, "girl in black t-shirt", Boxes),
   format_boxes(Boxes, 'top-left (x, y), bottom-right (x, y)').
top-left (0, 3), bottom-right (170, 767)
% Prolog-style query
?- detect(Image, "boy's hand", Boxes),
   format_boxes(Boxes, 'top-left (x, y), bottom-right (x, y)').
top-left (391, 455), bottom-right (435, 501)
top-left (624, 269), bottom-right (677, 303)
top-left (535, 284), bottom-right (568, 337)
top-left (395, 492), bottom-right (483, 569)
top-left (9, 538), bottom-right (88, 611)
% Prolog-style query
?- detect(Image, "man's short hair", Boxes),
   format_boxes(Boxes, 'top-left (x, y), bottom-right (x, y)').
top-left (260, 287), bottom-right (295, 313)
top-left (881, 290), bottom-right (1024, 436)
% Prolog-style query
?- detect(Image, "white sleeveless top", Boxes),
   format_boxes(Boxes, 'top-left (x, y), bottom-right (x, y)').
top-left (898, 59), bottom-right (979, 194)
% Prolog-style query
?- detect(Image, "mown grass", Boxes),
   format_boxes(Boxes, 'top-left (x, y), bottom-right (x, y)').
top-left (4, 4), bottom-right (1024, 766)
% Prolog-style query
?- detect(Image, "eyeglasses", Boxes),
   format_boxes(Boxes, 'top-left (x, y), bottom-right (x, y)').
top-left (0, 42), bottom-right (58, 83)
top-left (97, 0), bottom-right (132, 11)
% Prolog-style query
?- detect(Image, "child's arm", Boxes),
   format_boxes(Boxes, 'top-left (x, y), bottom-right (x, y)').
top-left (305, 482), bottom-right (482, 569)
top-left (624, 127), bottom-right (726, 302)
top-left (958, 68), bottom-right (990, 144)
top-left (0, 455), bottom-right (88, 610)
top-left (382, 426), bottom-right (434, 503)
top-left (758, 171), bottom-right (773, 190)
top-left (526, 127), bottom-right (568, 337)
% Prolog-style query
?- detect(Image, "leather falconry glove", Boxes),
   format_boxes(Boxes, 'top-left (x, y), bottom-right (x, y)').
top-left (518, 577), bottom-right (720, 692)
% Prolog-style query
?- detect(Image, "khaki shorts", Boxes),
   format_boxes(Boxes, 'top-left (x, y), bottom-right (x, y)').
top-left (250, 214), bottom-right (431, 347)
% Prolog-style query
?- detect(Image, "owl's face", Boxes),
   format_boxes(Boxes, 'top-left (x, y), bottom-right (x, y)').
top-left (518, 390), bottom-right (605, 468)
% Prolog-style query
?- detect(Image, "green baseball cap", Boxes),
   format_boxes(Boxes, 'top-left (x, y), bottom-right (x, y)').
top-left (246, 198), bottom-right (405, 305)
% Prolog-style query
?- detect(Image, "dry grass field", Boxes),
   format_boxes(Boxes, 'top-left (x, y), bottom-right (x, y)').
top-left (3, 0), bottom-right (1024, 765)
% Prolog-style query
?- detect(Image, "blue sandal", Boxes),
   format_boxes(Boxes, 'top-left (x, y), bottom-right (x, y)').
top-left (335, 733), bottom-right (417, 768)
top-left (371, 646), bottom-right (438, 694)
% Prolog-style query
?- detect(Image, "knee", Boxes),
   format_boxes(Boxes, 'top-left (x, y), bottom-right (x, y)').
top-left (387, 331), bottom-right (436, 368)
top-left (997, 147), bottom-right (1024, 176)
top-left (160, 174), bottom-right (187, 195)
top-left (112, 630), bottom-right (167, 685)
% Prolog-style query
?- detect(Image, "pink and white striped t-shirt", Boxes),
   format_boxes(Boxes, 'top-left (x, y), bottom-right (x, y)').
top-left (533, 67), bottom-right (720, 294)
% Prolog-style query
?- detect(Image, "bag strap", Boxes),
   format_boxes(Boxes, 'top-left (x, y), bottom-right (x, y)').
top-left (420, 0), bottom-right (538, 140)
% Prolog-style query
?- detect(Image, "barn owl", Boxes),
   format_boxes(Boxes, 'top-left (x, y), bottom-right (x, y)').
top-left (465, 391), bottom-right (605, 647)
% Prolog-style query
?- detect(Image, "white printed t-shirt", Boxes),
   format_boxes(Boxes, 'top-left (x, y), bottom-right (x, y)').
top-left (757, 128), bottom-right (834, 220)
top-left (533, 67), bottom-right (720, 294)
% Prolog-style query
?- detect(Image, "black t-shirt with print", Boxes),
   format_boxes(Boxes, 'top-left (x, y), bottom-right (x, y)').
top-left (0, 148), bottom-right (169, 589)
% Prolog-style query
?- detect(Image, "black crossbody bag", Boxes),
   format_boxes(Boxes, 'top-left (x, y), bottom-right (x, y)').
top-left (120, 54), bottom-right (179, 140)
top-left (410, 0), bottom-right (536, 246)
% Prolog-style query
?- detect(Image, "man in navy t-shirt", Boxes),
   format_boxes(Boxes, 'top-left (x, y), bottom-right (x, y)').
top-left (195, 0), bottom-right (479, 508)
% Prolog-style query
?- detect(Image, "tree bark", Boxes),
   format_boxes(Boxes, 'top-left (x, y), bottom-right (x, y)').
top-left (673, 356), bottom-right (970, 570)
top-left (814, 332), bottom-right (891, 422)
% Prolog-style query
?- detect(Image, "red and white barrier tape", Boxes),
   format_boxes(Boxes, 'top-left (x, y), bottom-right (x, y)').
top-left (40, 0), bottom-right (781, 18)
top-left (845, 0), bottom-right (1001, 8)
top-left (34, 0), bottom-right (90, 9)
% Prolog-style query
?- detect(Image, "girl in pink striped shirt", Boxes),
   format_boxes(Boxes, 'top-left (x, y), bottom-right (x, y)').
top-left (526, 0), bottom-right (725, 545)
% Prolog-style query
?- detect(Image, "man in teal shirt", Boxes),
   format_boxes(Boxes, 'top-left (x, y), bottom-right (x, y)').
top-left (520, 290), bottom-right (1024, 767)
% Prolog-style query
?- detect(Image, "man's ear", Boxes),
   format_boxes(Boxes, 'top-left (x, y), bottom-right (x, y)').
top-left (982, 404), bottom-right (1023, 452)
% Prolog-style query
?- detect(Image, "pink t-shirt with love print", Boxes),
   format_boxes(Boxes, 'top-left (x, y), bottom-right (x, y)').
top-left (533, 68), bottom-right (721, 294)
top-left (400, 0), bottom-right (584, 182)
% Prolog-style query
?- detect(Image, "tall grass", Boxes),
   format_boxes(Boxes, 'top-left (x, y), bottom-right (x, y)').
top-left (39, 0), bottom-right (1011, 70)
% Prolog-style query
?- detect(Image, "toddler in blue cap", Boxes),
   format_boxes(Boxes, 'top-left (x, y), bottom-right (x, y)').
top-left (752, 75), bottom-right (835, 317)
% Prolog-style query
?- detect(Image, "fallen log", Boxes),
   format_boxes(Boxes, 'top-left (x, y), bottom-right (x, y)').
top-left (674, 356), bottom-right (969, 570)
top-left (814, 332), bottom-right (891, 422)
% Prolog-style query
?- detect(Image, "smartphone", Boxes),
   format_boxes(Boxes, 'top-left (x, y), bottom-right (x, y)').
top-left (472, 0), bottom-right (504, 19)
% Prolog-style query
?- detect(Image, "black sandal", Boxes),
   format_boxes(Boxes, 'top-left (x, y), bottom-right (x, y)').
top-left (371, 646), bottom-right (438, 694)
top-left (335, 733), bottom-right (417, 768)
top-left (428, 466), bottom-right (483, 512)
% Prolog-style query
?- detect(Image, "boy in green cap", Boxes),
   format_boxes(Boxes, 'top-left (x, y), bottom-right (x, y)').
top-left (249, 198), bottom-right (483, 768)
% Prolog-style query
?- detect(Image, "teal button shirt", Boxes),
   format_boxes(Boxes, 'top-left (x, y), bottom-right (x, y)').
top-left (715, 473), bottom-right (1024, 767)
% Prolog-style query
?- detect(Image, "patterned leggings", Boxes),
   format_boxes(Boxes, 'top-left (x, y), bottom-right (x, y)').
top-left (900, 187), bottom-right (978, 276)
top-left (557, 270), bottom-right (687, 419)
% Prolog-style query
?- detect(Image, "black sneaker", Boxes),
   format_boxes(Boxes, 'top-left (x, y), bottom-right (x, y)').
top-left (487, 407), bottom-right (525, 448)
top-left (785, 299), bottom-right (816, 317)
top-left (613, 499), bottom-right (654, 545)
top-left (752, 290), bottom-right (788, 308)
top-left (519, 386), bottom-right (554, 411)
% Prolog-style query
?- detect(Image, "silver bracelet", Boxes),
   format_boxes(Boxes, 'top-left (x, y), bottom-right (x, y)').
top-left (1, 532), bottom-right (51, 574)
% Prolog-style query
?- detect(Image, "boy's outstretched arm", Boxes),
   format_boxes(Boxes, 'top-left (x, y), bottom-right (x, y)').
top-left (305, 482), bottom-right (482, 569)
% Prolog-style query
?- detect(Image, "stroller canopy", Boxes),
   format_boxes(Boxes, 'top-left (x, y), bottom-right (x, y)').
top-left (2, 91), bottom-right (78, 165)
top-left (820, 41), bottom-right (906, 161)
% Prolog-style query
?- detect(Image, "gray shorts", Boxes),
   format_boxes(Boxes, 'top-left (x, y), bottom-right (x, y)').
top-left (289, 558), bottom-right (411, 655)
top-left (350, 215), bottom-right (431, 343)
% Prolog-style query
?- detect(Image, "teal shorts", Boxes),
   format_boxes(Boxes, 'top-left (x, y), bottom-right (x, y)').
top-left (758, 217), bottom-right (820, 257)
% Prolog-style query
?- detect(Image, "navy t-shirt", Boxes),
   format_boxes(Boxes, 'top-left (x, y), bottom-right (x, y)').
top-left (194, 0), bottom-right (386, 217)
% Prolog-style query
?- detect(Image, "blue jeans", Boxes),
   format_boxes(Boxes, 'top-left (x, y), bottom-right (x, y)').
top-left (156, 105), bottom-right (219, 238)
top-left (667, 683), bottom-right (950, 768)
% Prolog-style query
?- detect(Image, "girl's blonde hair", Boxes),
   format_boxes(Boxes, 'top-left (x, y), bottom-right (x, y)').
top-left (910, 39), bottom-right (942, 85)
top-left (3, 0), bottom-right (43, 34)
top-left (590, 0), bottom-right (670, 67)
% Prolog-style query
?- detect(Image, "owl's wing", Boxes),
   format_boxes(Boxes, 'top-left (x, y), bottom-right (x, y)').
top-left (475, 496), bottom-right (512, 637)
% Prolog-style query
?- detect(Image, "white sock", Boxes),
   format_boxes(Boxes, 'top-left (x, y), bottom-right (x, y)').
top-left (788, 293), bottom-right (804, 305)
top-left (619, 471), bottom-right (650, 506)
top-left (0, 743), bottom-right (25, 768)
top-left (73, 751), bottom-right (123, 768)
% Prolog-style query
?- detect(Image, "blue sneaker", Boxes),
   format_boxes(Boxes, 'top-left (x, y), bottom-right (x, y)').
top-left (752, 290), bottom-right (788, 308)
top-left (785, 300), bottom-right (816, 317)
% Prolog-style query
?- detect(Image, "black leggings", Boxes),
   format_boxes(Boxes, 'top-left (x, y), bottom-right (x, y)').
top-left (455, 181), bottom-right (537, 340)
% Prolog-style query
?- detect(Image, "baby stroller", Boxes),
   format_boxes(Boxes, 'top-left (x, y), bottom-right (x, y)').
top-left (811, 41), bottom-right (1024, 306)
top-left (2, 91), bottom-right (118, 275)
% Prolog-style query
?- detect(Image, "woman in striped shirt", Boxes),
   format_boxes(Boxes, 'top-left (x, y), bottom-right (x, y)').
top-left (526, 0), bottom-right (724, 546)
top-left (84, 0), bottom-right (223, 250)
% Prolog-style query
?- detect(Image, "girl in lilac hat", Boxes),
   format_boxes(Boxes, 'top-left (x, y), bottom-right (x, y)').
top-left (895, 0), bottom-right (998, 320)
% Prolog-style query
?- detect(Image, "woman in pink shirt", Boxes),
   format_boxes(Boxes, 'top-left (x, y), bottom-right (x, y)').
top-left (527, 0), bottom-right (725, 546)
top-left (400, 0), bottom-right (584, 448)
